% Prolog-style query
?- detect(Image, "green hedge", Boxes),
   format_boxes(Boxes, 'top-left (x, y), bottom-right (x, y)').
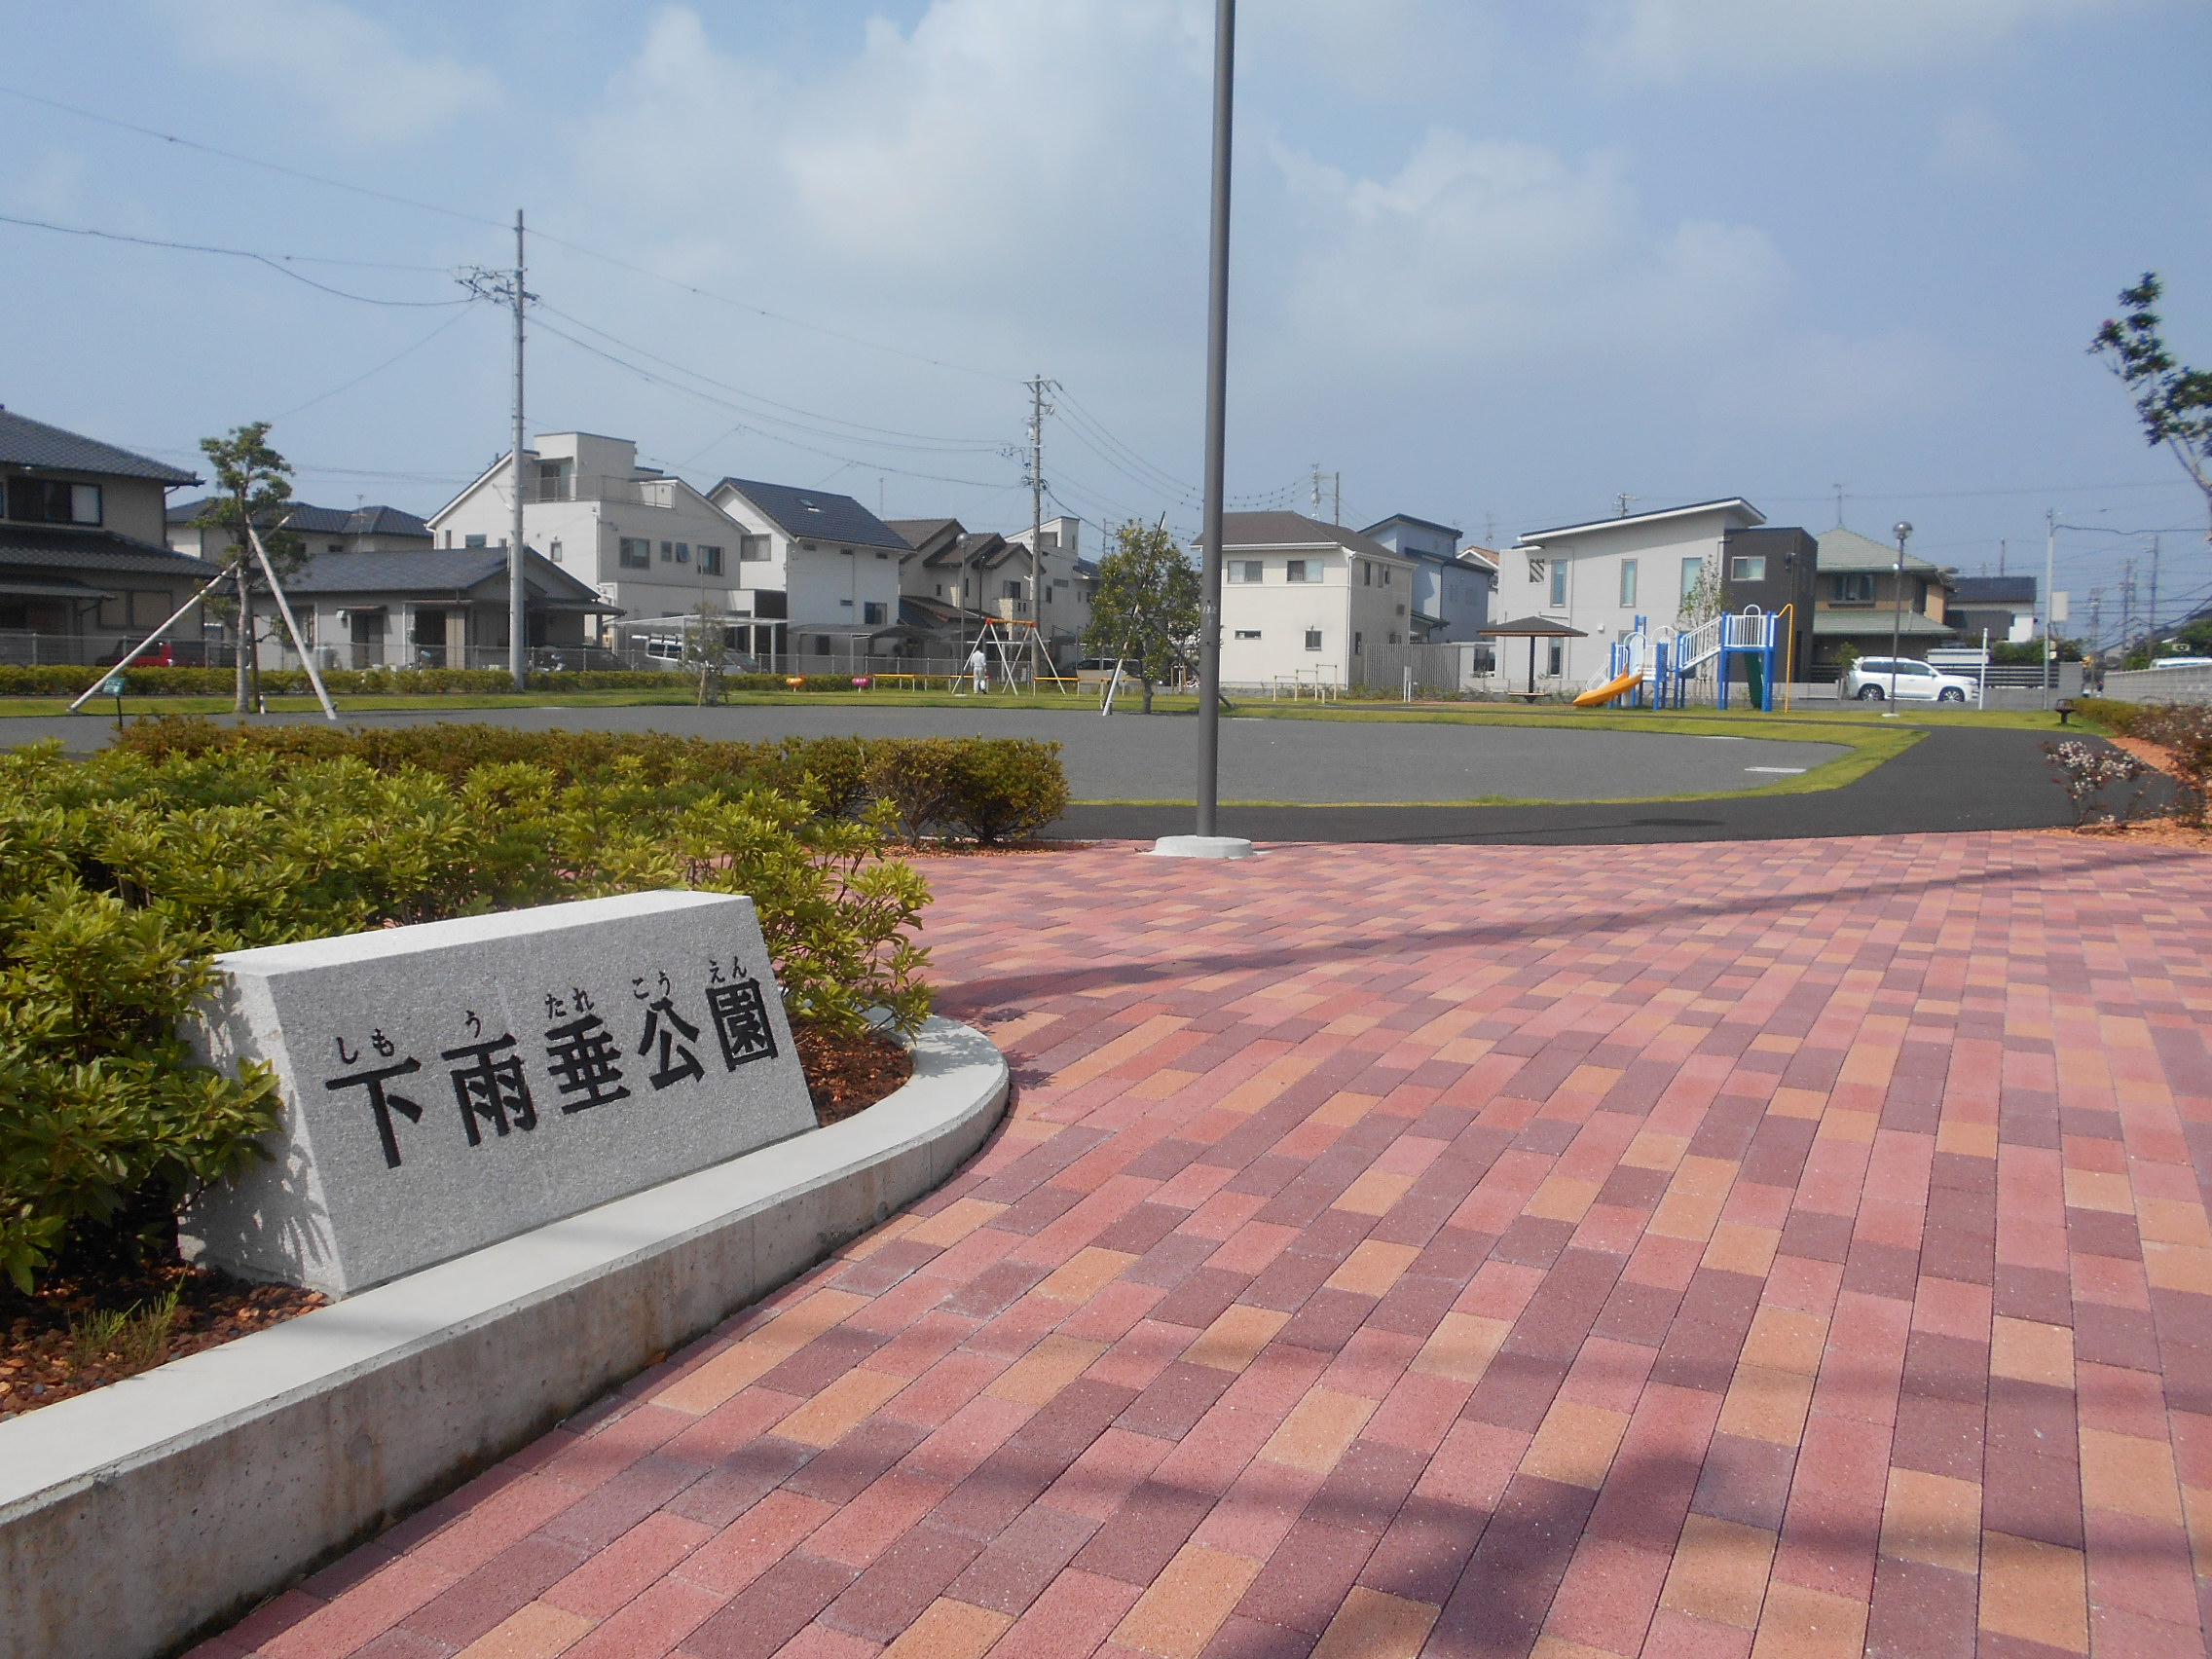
top-left (3, 720), bottom-right (1065, 1290)
top-left (0, 665), bottom-right (903, 697)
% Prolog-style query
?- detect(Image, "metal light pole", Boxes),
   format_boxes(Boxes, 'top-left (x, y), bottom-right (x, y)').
top-left (1884, 521), bottom-right (1912, 715)
top-left (1193, 0), bottom-right (1235, 839)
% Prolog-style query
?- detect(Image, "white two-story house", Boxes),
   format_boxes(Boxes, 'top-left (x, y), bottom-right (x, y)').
top-left (706, 477), bottom-right (908, 660)
top-left (1510, 498), bottom-right (1768, 684)
top-left (427, 432), bottom-right (740, 638)
top-left (1205, 512), bottom-right (1418, 691)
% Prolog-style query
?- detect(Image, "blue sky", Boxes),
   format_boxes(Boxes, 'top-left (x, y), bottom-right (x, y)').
top-left (5, 1), bottom-right (2209, 634)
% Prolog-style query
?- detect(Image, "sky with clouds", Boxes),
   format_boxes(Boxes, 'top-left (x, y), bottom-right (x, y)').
top-left (5, 1), bottom-right (2209, 630)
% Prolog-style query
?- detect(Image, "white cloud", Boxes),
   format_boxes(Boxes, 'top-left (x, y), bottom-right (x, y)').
top-left (1931, 106), bottom-right (2024, 182)
top-left (1265, 126), bottom-right (1788, 371)
top-left (1586, 0), bottom-right (2128, 79)
top-left (158, 0), bottom-right (500, 140)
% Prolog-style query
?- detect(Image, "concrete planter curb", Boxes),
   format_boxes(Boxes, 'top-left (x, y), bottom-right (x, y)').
top-left (0, 1014), bottom-right (1008, 1659)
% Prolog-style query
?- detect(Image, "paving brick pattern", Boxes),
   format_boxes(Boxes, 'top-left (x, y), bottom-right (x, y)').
top-left (203, 832), bottom-right (2212, 1659)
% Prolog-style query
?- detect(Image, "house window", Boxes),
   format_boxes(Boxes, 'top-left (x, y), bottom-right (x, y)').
top-left (1382, 568), bottom-right (1392, 585)
top-left (675, 542), bottom-right (690, 564)
top-left (1679, 556), bottom-right (1703, 601)
top-left (1831, 572), bottom-right (1874, 603)
top-left (864, 602), bottom-right (887, 624)
top-left (1286, 560), bottom-right (1310, 583)
top-left (1528, 556), bottom-right (1546, 584)
top-left (1730, 555), bottom-right (1766, 582)
top-left (1230, 560), bottom-right (1263, 583)
top-left (1305, 629), bottom-right (1323, 651)
top-left (5, 478), bottom-right (101, 524)
top-left (875, 549), bottom-right (889, 560)
top-left (1547, 639), bottom-right (1564, 676)
top-left (698, 545), bottom-right (722, 575)
top-left (465, 534), bottom-right (488, 548)
top-left (618, 537), bottom-right (650, 569)
top-left (1234, 629), bottom-right (1261, 640)
top-left (1362, 562), bottom-right (1372, 586)
top-left (739, 535), bottom-right (771, 561)
top-left (660, 541), bottom-right (675, 563)
top-left (1387, 631), bottom-right (1400, 645)
top-left (548, 538), bottom-right (563, 564)
top-left (535, 460), bottom-right (572, 500)
top-left (1353, 630), bottom-right (1364, 654)
top-left (1004, 579), bottom-right (1023, 599)
top-left (1619, 559), bottom-right (1639, 607)
top-left (1549, 562), bottom-right (1567, 607)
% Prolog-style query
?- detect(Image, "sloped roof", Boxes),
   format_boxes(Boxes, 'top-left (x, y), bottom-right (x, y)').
top-left (713, 477), bottom-right (907, 550)
top-left (0, 408), bottom-right (200, 484)
top-left (166, 498), bottom-right (432, 538)
top-left (1817, 527), bottom-right (1947, 574)
top-left (1456, 546), bottom-right (1501, 573)
top-left (1951, 575), bottom-right (2037, 605)
top-left (1362, 512), bottom-right (1462, 540)
top-left (0, 524), bottom-right (220, 578)
top-left (1811, 610), bottom-right (1955, 637)
top-left (1519, 498), bottom-right (1764, 543)
top-left (1198, 512), bottom-right (1408, 562)
top-left (281, 547), bottom-right (615, 608)
top-left (885, 518), bottom-right (963, 556)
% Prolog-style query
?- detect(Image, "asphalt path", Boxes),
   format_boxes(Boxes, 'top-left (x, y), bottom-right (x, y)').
top-left (1058, 726), bottom-right (2077, 844)
top-left (7, 703), bottom-right (1848, 807)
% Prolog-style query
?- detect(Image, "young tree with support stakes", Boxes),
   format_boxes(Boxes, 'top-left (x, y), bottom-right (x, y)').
top-left (194, 424), bottom-right (309, 714)
top-left (2091, 274), bottom-right (2212, 547)
top-left (1084, 520), bottom-right (1201, 714)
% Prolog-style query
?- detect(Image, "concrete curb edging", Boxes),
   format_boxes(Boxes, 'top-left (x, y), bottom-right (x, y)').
top-left (0, 1014), bottom-right (1009, 1659)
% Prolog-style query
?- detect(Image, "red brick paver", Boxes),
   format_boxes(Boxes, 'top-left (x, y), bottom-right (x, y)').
top-left (203, 832), bottom-right (2212, 1659)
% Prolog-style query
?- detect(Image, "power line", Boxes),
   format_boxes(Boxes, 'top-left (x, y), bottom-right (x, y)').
top-left (273, 309), bottom-right (477, 421)
top-left (0, 211), bottom-right (470, 306)
top-left (0, 82), bottom-right (1021, 384)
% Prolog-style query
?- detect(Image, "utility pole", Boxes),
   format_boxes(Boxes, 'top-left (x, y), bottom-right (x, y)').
top-left (2148, 535), bottom-right (2161, 648)
top-left (1332, 472), bottom-right (1341, 527)
top-left (509, 210), bottom-right (528, 690)
top-left (2043, 509), bottom-right (2057, 709)
top-left (1025, 375), bottom-right (1053, 682)
top-left (2120, 556), bottom-right (2137, 651)
top-left (1998, 539), bottom-right (2007, 577)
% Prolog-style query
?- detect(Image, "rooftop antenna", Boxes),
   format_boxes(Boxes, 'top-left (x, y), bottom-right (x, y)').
top-left (1616, 494), bottom-right (1635, 518)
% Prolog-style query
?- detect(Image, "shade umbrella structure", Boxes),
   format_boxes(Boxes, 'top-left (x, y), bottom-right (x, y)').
top-left (1481, 614), bottom-right (1590, 698)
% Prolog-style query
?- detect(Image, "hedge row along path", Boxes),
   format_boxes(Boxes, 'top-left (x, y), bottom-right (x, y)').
top-left (203, 832), bottom-right (2212, 1659)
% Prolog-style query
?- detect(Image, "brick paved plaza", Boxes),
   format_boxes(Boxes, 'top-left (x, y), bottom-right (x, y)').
top-left (205, 832), bottom-right (2212, 1659)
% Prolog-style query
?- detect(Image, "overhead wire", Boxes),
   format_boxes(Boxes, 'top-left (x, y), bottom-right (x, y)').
top-left (0, 211), bottom-right (470, 307)
top-left (274, 309), bottom-right (477, 421)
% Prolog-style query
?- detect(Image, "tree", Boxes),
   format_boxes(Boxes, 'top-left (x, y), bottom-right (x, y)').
top-left (1676, 553), bottom-right (1725, 627)
top-left (2091, 275), bottom-right (2212, 546)
top-left (194, 424), bottom-right (309, 714)
top-left (1083, 520), bottom-right (1200, 713)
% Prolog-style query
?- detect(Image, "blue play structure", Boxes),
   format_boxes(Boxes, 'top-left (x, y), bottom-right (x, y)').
top-left (1593, 608), bottom-right (1784, 711)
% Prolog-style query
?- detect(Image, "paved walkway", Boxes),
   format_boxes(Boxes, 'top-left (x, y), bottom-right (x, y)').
top-left (203, 832), bottom-right (2212, 1659)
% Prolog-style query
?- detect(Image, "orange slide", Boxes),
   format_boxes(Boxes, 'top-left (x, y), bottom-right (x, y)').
top-left (1572, 670), bottom-right (1642, 708)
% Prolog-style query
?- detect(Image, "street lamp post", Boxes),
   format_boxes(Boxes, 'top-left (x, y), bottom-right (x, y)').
top-left (1883, 521), bottom-right (1912, 716)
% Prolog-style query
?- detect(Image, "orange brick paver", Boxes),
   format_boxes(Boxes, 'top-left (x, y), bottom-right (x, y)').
top-left (203, 833), bottom-right (2212, 1659)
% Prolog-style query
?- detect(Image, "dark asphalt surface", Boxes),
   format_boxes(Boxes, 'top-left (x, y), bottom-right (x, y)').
top-left (1056, 726), bottom-right (2079, 844)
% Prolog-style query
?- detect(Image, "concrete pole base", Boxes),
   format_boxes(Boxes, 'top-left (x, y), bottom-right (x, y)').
top-left (1148, 834), bottom-right (1257, 860)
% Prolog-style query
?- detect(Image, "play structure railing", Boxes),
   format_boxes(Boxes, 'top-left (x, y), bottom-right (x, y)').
top-left (1587, 608), bottom-right (1788, 712)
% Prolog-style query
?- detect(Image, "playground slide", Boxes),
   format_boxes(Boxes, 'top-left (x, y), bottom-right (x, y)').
top-left (1572, 670), bottom-right (1643, 708)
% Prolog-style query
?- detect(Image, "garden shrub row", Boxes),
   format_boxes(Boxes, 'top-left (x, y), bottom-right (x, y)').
top-left (1, 721), bottom-right (1065, 1291)
top-left (0, 665), bottom-right (899, 697)
top-left (2073, 699), bottom-right (2212, 825)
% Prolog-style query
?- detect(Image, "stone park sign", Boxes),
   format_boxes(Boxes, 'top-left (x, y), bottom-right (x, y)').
top-left (180, 890), bottom-right (818, 1296)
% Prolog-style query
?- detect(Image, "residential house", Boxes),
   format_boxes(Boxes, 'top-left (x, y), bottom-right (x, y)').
top-left (428, 432), bottom-right (747, 644)
top-left (1204, 512), bottom-right (1418, 691)
top-left (167, 498), bottom-right (432, 562)
top-left (1360, 514), bottom-right (1497, 644)
top-left (267, 545), bottom-right (619, 670)
top-left (1812, 527), bottom-right (1957, 668)
top-left (1948, 575), bottom-right (2038, 645)
top-left (1510, 498), bottom-right (1768, 685)
top-left (707, 476), bottom-right (911, 662)
top-left (1000, 517), bottom-right (1097, 663)
top-left (1713, 527), bottom-right (1818, 684)
top-left (0, 407), bottom-right (216, 664)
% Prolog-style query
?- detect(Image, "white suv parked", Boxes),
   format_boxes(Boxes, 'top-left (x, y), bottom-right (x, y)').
top-left (1844, 656), bottom-right (1976, 702)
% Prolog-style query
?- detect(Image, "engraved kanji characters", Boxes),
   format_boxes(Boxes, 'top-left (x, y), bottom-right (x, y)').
top-left (324, 1053), bottom-right (427, 1169)
top-left (442, 1032), bottom-right (537, 1144)
top-left (634, 972), bottom-right (705, 1090)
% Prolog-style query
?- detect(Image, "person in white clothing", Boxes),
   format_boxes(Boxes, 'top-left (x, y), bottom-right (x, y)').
top-left (965, 645), bottom-right (989, 694)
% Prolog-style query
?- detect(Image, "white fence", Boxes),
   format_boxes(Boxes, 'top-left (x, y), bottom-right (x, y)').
top-left (2101, 665), bottom-right (2212, 705)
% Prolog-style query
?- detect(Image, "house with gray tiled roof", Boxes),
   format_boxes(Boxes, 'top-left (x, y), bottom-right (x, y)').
top-left (276, 545), bottom-right (620, 669)
top-left (1811, 526), bottom-right (1958, 665)
top-left (0, 406), bottom-right (218, 663)
top-left (167, 497), bottom-right (432, 562)
top-left (707, 475), bottom-right (909, 661)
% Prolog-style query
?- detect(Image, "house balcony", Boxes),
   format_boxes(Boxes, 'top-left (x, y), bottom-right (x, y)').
top-left (533, 474), bottom-right (682, 509)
